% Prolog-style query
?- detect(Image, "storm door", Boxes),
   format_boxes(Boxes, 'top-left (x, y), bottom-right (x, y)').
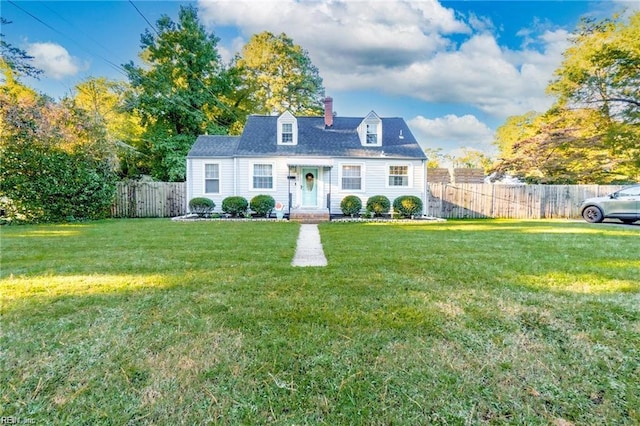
top-left (301, 167), bottom-right (318, 207)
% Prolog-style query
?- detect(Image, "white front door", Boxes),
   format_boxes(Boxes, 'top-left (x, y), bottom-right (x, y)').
top-left (301, 167), bottom-right (318, 207)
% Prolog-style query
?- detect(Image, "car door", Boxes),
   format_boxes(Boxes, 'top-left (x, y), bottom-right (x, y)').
top-left (604, 185), bottom-right (640, 218)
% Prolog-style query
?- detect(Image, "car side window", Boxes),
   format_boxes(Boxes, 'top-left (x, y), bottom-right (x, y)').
top-left (617, 186), bottom-right (640, 197)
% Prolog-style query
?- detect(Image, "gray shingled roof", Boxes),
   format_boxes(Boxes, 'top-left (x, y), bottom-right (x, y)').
top-left (188, 115), bottom-right (426, 160)
top-left (188, 135), bottom-right (239, 158)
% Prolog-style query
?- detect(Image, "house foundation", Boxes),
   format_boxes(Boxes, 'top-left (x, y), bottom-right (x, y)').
top-left (289, 208), bottom-right (330, 223)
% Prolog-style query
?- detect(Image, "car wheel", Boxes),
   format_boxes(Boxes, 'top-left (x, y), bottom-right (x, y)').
top-left (582, 206), bottom-right (604, 223)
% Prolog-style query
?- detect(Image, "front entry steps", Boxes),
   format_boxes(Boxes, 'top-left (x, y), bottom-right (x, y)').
top-left (289, 209), bottom-right (330, 223)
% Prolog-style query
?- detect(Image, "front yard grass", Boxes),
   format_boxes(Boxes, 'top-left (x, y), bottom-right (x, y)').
top-left (1, 219), bottom-right (638, 424)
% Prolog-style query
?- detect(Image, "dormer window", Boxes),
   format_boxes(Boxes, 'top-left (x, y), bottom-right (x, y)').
top-left (358, 111), bottom-right (382, 147)
top-left (366, 124), bottom-right (377, 144)
top-left (277, 111), bottom-right (298, 145)
top-left (282, 123), bottom-right (293, 143)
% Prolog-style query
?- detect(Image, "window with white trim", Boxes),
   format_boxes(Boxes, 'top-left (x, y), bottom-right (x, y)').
top-left (204, 163), bottom-right (220, 193)
top-left (277, 111), bottom-right (298, 145)
top-left (366, 124), bottom-right (377, 144)
top-left (358, 111), bottom-right (382, 146)
top-left (281, 123), bottom-right (293, 143)
top-left (252, 163), bottom-right (273, 189)
top-left (388, 165), bottom-right (409, 187)
top-left (341, 165), bottom-right (362, 190)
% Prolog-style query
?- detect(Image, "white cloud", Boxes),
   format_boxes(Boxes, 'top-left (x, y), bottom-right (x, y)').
top-left (26, 42), bottom-right (83, 79)
top-left (198, 0), bottom-right (469, 74)
top-left (467, 12), bottom-right (497, 33)
top-left (328, 28), bottom-right (567, 118)
top-left (408, 114), bottom-right (495, 153)
top-left (612, 0), bottom-right (640, 14)
top-left (198, 0), bottom-right (571, 121)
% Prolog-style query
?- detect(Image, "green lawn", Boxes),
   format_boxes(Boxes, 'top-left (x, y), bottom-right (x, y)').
top-left (1, 219), bottom-right (638, 424)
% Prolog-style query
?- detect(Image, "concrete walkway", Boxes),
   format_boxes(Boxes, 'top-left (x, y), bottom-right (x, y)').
top-left (292, 224), bottom-right (327, 267)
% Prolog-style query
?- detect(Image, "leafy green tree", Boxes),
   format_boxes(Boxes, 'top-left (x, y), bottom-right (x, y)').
top-left (546, 11), bottom-right (639, 182)
top-left (424, 148), bottom-right (449, 168)
top-left (71, 77), bottom-right (145, 178)
top-left (452, 149), bottom-right (493, 171)
top-left (1, 69), bottom-right (117, 222)
top-left (493, 107), bottom-right (635, 183)
top-left (231, 32), bottom-right (325, 117)
top-left (493, 10), bottom-right (640, 183)
top-left (123, 4), bottom-right (231, 181)
top-left (549, 12), bottom-right (640, 123)
top-left (493, 112), bottom-right (540, 159)
top-left (73, 78), bottom-right (142, 144)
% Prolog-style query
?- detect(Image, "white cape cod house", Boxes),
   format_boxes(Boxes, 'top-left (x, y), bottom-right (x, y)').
top-left (186, 98), bottom-right (428, 221)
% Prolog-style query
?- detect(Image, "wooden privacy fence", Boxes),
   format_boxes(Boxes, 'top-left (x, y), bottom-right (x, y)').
top-left (111, 182), bottom-right (186, 218)
top-left (427, 183), bottom-right (625, 219)
top-left (111, 182), bottom-right (626, 219)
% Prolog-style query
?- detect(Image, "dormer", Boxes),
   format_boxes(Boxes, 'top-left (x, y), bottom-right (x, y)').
top-left (358, 111), bottom-right (382, 147)
top-left (277, 111), bottom-right (298, 146)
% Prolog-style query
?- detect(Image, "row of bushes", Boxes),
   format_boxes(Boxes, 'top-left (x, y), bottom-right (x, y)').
top-left (189, 195), bottom-right (278, 218)
top-left (190, 194), bottom-right (423, 219)
top-left (340, 195), bottom-right (423, 218)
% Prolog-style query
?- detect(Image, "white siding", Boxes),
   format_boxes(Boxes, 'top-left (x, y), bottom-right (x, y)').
top-left (187, 158), bottom-right (236, 212)
top-left (330, 158), bottom-right (426, 214)
top-left (188, 156), bottom-right (426, 215)
top-left (236, 157), bottom-right (293, 209)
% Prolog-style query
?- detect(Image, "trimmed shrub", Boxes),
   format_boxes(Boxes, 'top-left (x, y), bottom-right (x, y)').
top-left (340, 195), bottom-right (362, 217)
top-left (250, 194), bottom-right (275, 217)
top-left (393, 195), bottom-right (423, 218)
top-left (189, 197), bottom-right (215, 217)
top-left (366, 195), bottom-right (391, 217)
top-left (222, 196), bottom-right (248, 217)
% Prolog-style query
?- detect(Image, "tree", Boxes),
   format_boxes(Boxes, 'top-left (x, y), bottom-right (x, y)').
top-left (1, 68), bottom-right (117, 223)
top-left (546, 10), bottom-right (639, 181)
top-left (493, 112), bottom-right (540, 158)
top-left (73, 78), bottom-right (141, 144)
top-left (492, 107), bottom-right (636, 184)
top-left (493, 10), bottom-right (640, 183)
top-left (451, 149), bottom-right (492, 171)
top-left (549, 12), bottom-right (640, 123)
top-left (423, 148), bottom-right (449, 168)
top-left (123, 4), bottom-right (231, 181)
top-left (0, 18), bottom-right (42, 78)
top-left (71, 77), bottom-right (145, 178)
top-left (231, 32), bottom-right (325, 117)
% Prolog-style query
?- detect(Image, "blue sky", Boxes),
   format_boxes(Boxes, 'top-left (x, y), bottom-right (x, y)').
top-left (2, 0), bottom-right (637, 160)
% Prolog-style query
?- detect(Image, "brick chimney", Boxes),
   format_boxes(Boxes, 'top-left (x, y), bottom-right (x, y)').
top-left (324, 96), bottom-right (333, 127)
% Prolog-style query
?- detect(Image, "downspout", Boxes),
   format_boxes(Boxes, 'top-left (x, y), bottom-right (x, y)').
top-left (233, 157), bottom-right (238, 196)
top-left (423, 160), bottom-right (428, 217)
top-left (288, 166), bottom-right (291, 217)
top-left (186, 157), bottom-right (191, 214)
top-left (328, 166), bottom-right (332, 219)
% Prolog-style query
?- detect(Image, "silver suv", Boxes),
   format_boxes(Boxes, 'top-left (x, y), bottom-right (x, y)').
top-left (580, 184), bottom-right (640, 224)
